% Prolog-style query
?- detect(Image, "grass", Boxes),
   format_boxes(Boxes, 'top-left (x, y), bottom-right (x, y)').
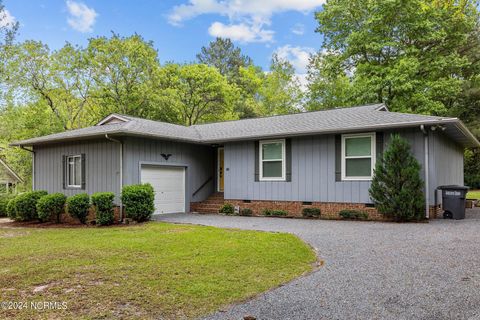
top-left (0, 222), bottom-right (315, 319)
top-left (467, 190), bottom-right (480, 199)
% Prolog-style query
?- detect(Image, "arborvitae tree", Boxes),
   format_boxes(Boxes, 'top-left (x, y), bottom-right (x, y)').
top-left (369, 134), bottom-right (425, 221)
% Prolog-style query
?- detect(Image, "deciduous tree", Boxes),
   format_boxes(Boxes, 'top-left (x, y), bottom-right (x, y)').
top-left (308, 0), bottom-right (480, 118)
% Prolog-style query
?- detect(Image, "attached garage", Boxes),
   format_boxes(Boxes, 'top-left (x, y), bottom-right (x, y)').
top-left (140, 165), bottom-right (186, 214)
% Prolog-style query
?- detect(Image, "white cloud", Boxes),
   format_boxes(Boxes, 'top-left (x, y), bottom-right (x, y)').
top-left (66, 0), bottom-right (97, 33)
top-left (168, 0), bottom-right (325, 43)
top-left (274, 45), bottom-right (314, 74)
top-left (208, 22), bottom-right (274, 43)
top-left (274, 45), bottom-right (315, 91)
top-left (0, 9), bottom-right (16, 28)
top-left (291, 23), bottom-right (305, 35)
top-left (295, 73), bottom-right (309, 91)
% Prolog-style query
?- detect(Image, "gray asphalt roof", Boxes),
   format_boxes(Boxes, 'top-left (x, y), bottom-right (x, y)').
top-left (11, 103), bottom-right (480, 147)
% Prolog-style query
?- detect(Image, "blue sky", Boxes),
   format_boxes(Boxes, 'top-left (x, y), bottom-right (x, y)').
top-left (3, 0), bottom-right (325, 78)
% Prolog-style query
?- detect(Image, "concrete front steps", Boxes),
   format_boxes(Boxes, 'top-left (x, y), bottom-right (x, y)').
top-left (191, 192), bottom-right (225, 213)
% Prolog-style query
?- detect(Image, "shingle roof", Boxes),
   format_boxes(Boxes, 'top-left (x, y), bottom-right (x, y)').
top-left (11, 103), bottom-right (480, 147)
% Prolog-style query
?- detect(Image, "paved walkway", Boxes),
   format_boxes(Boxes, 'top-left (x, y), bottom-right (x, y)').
top-left (155, 210), bottom-right (480, 320)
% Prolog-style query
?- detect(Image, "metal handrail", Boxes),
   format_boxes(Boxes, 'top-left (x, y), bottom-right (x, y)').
top-left (192, 176), bottom-right (213, 197)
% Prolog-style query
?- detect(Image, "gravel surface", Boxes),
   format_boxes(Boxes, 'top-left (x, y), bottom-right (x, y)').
top-left (155, 209), bottom-right (480, 320)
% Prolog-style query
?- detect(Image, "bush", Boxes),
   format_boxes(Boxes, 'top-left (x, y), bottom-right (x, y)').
top-left (302, 207), bottom-right (321, 218)
top-left (219, 203), bottom-right (234, 215)
top-left (262, 209), bottom-right (288, 217)
top-left (121, 184), bottom-right (155, 222)
top-left (66, 193), bottom-right (90, 224)
top-left (0, 194), bottom-right (15, 217)
top-left (92, 192), bottom-right (115, 226)
top-left (239, 208), bottom-right (253, 216)
top-left (6, 196), bottom-right (18, 219)
top-left (465, 149), bottom-right (480, 189)
top-left (36, 193), bottom-right (67, 223)
top-left (339, 209), bottom-right (369, 220)
top-left (369, 134), bottom-right (425, 222)
top-left (13, 190), bottom-right (48, 221)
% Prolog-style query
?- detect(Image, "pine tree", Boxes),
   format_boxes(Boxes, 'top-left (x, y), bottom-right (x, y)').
top-left (369, 134), bottom-right (425, 221)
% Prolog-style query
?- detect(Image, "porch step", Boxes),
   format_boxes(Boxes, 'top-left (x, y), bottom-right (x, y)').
top-left (207, 192), bottom-right (224, 200)
top-left (200, 200), bottom-right (224, 205)
top-left (192, 192), bottom-right (225, 213)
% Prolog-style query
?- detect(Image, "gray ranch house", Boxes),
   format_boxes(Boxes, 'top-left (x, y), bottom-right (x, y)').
top-left (12, 104), bottom-right (479, 220)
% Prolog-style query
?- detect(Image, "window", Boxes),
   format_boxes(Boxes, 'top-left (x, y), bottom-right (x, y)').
top-left (259, 139), bottom-right (285, 181)
top-left (66, 155), bottom-right (82, 188)
top-left (341, 133), bottom-right (376, 180)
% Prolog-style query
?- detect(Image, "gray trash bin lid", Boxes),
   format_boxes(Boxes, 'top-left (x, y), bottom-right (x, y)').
top-left (437, 185), bottom-right (469, 190)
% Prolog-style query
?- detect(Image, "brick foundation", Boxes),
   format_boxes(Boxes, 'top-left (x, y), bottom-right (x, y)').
top-left (192, 197), bottom-right (441, 221)
top-left (191, 197), bottom-right (385, 221)
top-left (429, 204), bottom-right (443, 219)
top-left (226, 200), bottom-right (384, 220)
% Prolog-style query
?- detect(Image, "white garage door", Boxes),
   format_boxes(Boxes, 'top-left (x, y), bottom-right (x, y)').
top-left (140, 165), bottom-right (186, 214)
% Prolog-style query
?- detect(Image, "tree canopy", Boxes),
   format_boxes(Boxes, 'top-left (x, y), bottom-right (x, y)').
top-left (196, 37), bottom-right (252, 82)
top-left (0, 0), bottom-right (479, 188)
top-left (0, 32), bottom-right (303, 187)
top-left (308, 0), bottom-right (480, 118)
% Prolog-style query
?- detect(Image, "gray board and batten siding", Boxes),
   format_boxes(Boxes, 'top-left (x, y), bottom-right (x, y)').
top-left (31, 114), bottom-right (464, 208)
top-left (33, 137), bottom-right (215, 207)
top-left (122, 137), bottom-right (215, 209)
top-left (34, 139), bottom-right (121, 200)
top-left (224, 128), bottom-right (462, 205)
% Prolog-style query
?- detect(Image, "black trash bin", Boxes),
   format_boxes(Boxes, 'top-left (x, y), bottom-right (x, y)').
top-left (438, 185), bottom-right (469, 220)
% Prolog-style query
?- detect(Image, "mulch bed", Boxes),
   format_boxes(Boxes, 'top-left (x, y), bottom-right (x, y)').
top-left (0, 218), bottom-right (140, 228)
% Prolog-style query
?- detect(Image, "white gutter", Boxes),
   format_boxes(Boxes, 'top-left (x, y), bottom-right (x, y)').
top-left (20, 146), bottom-right (35, 190)
top-left (420, 125), bottom-right (429, 219)
top-left (105, 134), bottom-right (123, 222)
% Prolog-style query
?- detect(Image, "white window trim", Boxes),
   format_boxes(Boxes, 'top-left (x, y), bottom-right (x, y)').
top-left (66, 155), bottom-right (82, 188)
top-left (341, 132), bottom-right (376, 181)
top-left (259, 139), bottom-right (286, 181)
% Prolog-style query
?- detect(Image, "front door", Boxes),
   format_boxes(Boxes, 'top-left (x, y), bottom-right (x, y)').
top-left (218, 148), bottom-right (224, 192)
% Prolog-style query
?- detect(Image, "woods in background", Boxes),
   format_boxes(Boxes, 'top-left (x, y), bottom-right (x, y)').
top-left (0, 0), bottom-right (479, 189)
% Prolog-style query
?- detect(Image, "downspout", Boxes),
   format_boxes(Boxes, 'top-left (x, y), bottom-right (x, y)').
top-left (105, 134), bottom-right (123, 222)
top-left (420, 125), bottom-right (429, 219)
top-left (20, 146), bottom-right (35, 191)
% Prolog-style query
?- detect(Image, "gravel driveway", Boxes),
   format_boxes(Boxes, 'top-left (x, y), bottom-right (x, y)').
top-left (155, 210), bottom-right (480, 320)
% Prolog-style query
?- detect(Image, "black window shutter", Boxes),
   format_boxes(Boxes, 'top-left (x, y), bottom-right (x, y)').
top-left (254, 141), bottom-right (259, 182)
top-left (81, 153), bottom-right (86, 190)
top-left (62, 155), bottom-right (66, 189)
top-left (335, 135), bottom-right (341, 181)
top-left (285, 138), bottom-right (292, 182)
top-left (376, 132), bottom-right (384, 161)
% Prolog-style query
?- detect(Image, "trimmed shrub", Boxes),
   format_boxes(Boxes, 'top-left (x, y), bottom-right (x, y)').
top-left (14, 190), bottom-right (48, 221)
top-left (302, 207), bottom-right (321, 218)
top-left (465, 149), bottom-right (480, 189)
top-left (0, 194), bottom-right (15, 217)
top-left (339, 209), bottom-right (369, 220)
top-left (6, 196), bottom-right (18, 219)
top-left (239, 208), bottom-right (253, 216)
top-left (121, 184), bottom-right (155, 222)
top-left (219, 203), bottom-right (234, 215)
top-left (369, 134), bottom-right (425, 221)
top-left (92, 192), bottom-right (115, 226)
top-left (262, 209), bottom-right (288, 217)
top-left (66, 193), bottom-right (90, 224)
top-left (36, 193), bottom-right (67, 223)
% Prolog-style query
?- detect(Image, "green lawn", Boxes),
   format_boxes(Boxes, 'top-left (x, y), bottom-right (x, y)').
top-left (0, 222), bottom-right (316, 319)
top-left (467, 190), bottom-right (480, 199)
